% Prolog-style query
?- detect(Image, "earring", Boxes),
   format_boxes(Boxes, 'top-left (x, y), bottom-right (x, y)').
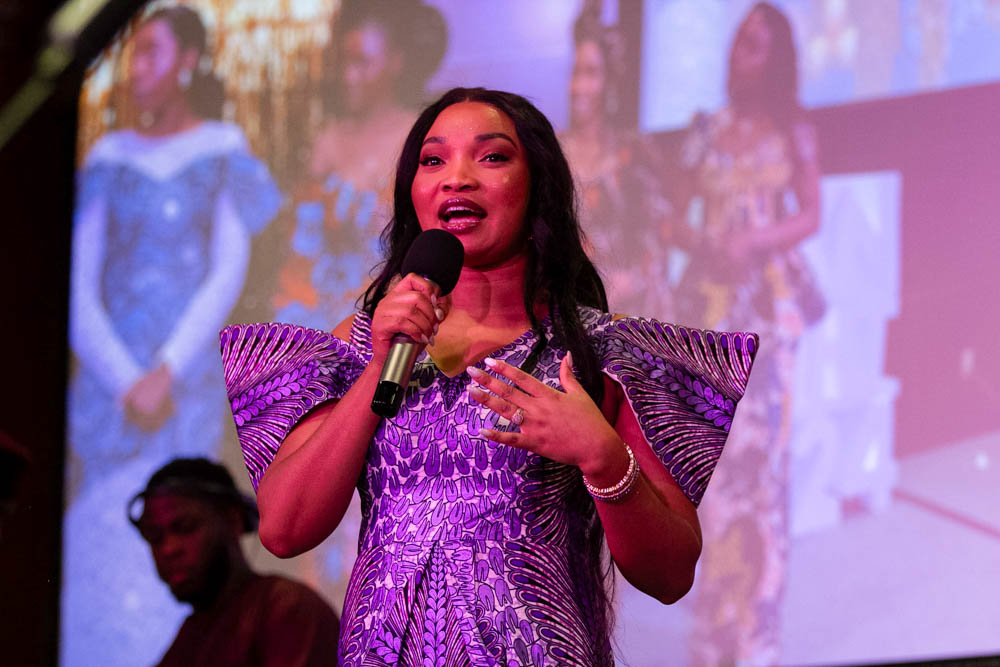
top-left (178, 68), bottom-right (193, 88)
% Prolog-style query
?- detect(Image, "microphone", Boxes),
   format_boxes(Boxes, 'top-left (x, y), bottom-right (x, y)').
top-left (371, 229), bottom-right (464, 417)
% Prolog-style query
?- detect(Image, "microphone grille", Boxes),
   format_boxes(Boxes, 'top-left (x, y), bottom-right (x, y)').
top-left (400, 229), bottom-right (465, 296)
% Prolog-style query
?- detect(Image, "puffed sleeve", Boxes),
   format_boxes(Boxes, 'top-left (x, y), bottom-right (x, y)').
top-left (596, 315), bottom-right (758, 507)
top-left (220, 322), bottom-right (366, 490)
top-left (222, 151), bottom-right (283, 236)
top-left (76, 161), bottom-right (114, 211)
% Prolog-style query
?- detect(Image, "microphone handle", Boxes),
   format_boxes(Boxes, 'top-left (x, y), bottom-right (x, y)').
top-left (371, 334), bottom-right (422, 417)
top-left (370, 275), bottom-right (443, 417)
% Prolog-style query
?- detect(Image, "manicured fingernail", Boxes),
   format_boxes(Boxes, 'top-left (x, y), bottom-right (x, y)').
top-left (480, 428), bottom-right (496, 438)
top-left (468, 385), bottom-right (485, 398)
top-left (484, 357), bottom-right (498, 368)
top-left (435, 308), bottom-right (445, 321)
top-left (431, 293), bottom-right (438, 306)
top-left (433, 323), bottom-right (439, 334)
top-left (429, 335), bottom-right (436, 346)
top-left (421, 334), bottom-right (430, 344)
top-left (467, 366), bottom-right (483, 377)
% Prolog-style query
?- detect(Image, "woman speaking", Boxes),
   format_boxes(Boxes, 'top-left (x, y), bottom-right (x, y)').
top-left (221, 88), bottom-right (757, 665)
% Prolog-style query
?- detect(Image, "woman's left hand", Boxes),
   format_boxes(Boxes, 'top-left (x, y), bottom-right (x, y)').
top-left (468, 352), bottom-right (624, 478)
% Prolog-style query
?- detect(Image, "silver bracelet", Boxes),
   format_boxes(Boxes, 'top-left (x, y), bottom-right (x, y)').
top-left (583, 442), bottom-right (639, 502)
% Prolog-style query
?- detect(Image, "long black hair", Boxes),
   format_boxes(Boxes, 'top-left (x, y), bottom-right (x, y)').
top-left (362, 87), bottom-right (616, 639)
top-left (323, 0), bottom-right (447, 116)
top-left (571, 0), bottom-right (626, 128)
top-left (362, 87), bottom-right (609, 404)
top-left (727, 2), bottom-right (801, 128)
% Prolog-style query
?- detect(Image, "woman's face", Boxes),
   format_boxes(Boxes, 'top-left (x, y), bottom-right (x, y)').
top-left (411, 101), bottom-right (531, 268)
top-left (129, 19), bottom-right (189, 113)
top-left (732, 9), bottom-right (773, 84)
top-left (339, 22), bottom-right (401, 114)
top-left (569, 40), bottom-right (606, 126)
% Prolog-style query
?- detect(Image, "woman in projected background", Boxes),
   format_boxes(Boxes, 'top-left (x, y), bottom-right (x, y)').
top-left (64, 6), bottom-right (281, 665)
top-left (265, 0), bottom-right (448, 604)
top-left (273, 0), bottom-right (447, 331)
top-left (671, 3), bottom-right (825, 664)
top-left (560, 1), bottom-right (674, 318)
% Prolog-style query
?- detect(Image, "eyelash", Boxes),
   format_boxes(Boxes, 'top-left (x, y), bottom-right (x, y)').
top-left (418, 152), bottom-right (510, 167)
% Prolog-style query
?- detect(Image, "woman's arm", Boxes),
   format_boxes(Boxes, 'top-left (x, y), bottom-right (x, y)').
top-left (590, 378), bottom-right (702, 604)
top-left (254, 324), bottom-right (382, 558)
top-left (255, 273), bottom-right (445, 558)
top-left (154, 190), bottom-right (251, 378)
top-left (471, 354), bottom-right (702, 604)
top-left (70, 193), bottom-right (145, 399)
top-left (742, 122), bottom-right (821, 255)
top-left (307, 124), bottom-right (337, 181)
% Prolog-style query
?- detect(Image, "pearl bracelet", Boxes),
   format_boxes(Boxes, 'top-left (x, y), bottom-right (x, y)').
top-left (583, 442), bottom-right (638, 502)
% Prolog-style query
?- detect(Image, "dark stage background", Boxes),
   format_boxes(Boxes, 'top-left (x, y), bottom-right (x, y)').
top-left (3, 1), bottom-right (1000, 666)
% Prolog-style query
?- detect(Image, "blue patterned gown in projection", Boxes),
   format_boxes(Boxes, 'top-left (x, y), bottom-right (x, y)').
top-left (274, 174), bottom-right (384, 331)
top-left (63, 121), bottom-right (281, 667)
top-left (221, 308), bottom-right (757, 665)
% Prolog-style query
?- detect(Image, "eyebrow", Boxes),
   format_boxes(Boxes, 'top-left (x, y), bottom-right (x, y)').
top-left (421, 132), bottom-right (518, 148)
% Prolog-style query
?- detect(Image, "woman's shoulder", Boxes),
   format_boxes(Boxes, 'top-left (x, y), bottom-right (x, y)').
top-left (578, 306), bottom-right (628, 330)
top-left (169, 121), bottom-right (252, 163)
top-left (82, 129), bottom-right (139, 168)
top-left (577, 307), bottom-right (634, 349)
top-left (334, 310), bottom-right (374, 354)
top-left (81, 121), bottom-right (253, 179)
top-left (580, 307), bottom-right (758, 361)
top-left (331, 312), bottom-right (370, 344)
top-left (193, 120), bottom-right (250, 150)
top-left (330, 314), bottom-right (355, 342)
top-left (577, 306), bottom-right (615, 332)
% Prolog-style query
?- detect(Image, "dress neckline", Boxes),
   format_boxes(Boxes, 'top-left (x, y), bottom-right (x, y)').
top-left (89, 121), bottom-right (246, 182)
top-left (419, 312), bottom-right (552, 380)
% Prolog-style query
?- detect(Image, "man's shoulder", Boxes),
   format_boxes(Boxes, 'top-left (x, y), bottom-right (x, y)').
top-left (250, 574), bottom-right (340, 651)
top-left (256, 574), bottom-right (338, 617)
top-left (257, 573), bottom-right (319, 598)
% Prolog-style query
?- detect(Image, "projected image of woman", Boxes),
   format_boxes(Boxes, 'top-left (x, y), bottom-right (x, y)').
top-left (273, 0), bottom-right (447, 330)
top-left (64, 6), bottom-right (280, 665)
top-left (560, 2), bottom-right (674, 317)
top-left (672, 3), bottom-right (825, 664)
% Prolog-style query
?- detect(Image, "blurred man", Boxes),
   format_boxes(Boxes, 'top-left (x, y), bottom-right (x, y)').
top-left (129, 458), bottom-right (340, 666)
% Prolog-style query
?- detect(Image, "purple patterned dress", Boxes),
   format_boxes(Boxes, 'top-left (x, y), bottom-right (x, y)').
top-left (221, 308), bottom-right (756, 665)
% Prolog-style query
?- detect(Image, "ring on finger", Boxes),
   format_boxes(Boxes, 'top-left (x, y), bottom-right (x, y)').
top-left (511, 407), bottom-right (525, 426)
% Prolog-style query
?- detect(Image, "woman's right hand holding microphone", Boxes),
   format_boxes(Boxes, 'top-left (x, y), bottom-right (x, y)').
top-left (369, 273), bottom-right (450, 366)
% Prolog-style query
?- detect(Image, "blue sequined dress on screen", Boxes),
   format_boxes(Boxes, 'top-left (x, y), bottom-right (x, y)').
top-left (63, 121), bottom-right (281, 667)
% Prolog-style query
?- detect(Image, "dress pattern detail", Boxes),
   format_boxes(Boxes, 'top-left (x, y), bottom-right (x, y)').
top-left (221, 322), bottom-right (365, 489)
top-left (220, 309), bottom-right (757, 665)
top-left (598, 317), bottom-right (757, 507)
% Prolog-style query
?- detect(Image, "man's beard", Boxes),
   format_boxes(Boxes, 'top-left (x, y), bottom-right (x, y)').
top-left (171, 542), bottom-right (231, 610)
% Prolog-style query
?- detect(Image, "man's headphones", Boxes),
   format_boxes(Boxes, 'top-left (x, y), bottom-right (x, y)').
top-left (127, 461), bottom-right (260, 534)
